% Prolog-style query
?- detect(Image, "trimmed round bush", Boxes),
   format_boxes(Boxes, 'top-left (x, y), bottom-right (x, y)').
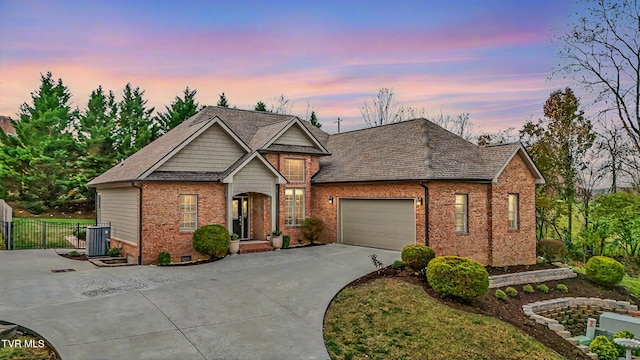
top-left (192, 224), bottom-right (231, 259)
top-left (401, 245), bottom-right (436, 271)
top-left (504, 287), bottom-right (518, 297)
top-left (426, 256), bottom-right (489, 300)
top-left (585, 256), bottom-right (624, 287)
top-left (157, 251), bottom-right (171, 266)
top-left (522, 284), bottom-right (534, 294)
top-left (589, 335), bottom-right (619, 360)
top-left (495, 289), bottom-right (507, 301)
top-left (536, 239), bottom-right (568, 262)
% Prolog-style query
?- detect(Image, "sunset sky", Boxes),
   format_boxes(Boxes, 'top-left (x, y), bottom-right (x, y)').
top-left (0, 0), bottom-right (577, 134)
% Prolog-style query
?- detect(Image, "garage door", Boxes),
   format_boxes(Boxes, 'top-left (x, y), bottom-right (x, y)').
top-left (339, 199), bottom-right (415, 250)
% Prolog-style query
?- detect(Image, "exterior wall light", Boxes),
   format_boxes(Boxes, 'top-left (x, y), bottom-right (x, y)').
top-left (328, 196), bottom-right (334, 204)
top-left (416, 196), bottom-right (422, 206)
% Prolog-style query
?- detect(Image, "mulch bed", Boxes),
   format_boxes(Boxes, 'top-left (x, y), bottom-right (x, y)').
top-left (347, 266), bottom-right (638, 360)
top-left (58, 253), bottom-right (89, 261)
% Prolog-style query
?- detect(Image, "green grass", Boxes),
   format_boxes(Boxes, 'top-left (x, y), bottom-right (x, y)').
top-left (0, 335), bottom-right (55, 360)
top-left (14, 217), bottom-right (94, 224)
top-left (324, 278), bottom-right (562, 360)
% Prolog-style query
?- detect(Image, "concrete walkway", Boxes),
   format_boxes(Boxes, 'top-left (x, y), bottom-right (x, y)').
top-left (0, 244), bottom-right (399, 360)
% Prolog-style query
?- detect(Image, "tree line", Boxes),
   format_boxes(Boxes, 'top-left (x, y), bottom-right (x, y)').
top-left (0, 73), bottom-right (320, 214)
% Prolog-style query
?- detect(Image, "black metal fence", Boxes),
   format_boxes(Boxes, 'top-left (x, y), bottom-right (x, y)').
top-left (1, 219), bottom-right (109, 250)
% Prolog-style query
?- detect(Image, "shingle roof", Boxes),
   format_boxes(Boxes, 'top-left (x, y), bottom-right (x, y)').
top-left (87, 107), bottom-right (329, 186)
top-left (311, 118), bottom-right (537, 183)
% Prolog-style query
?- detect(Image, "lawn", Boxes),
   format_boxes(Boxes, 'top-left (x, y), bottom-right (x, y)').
top-left (5, 217), bottom-right (95, 249)
top-left (324, 278), bottom-right (562, 360)
top-left (14, 217), bottom-right (94, 224)
top-left (571, 265), bottom-right (640, 299)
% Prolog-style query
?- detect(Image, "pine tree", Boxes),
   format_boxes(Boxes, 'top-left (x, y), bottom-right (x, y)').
top-left (309, 110), bottom-right (321, 128)
top-left (217, 92), bottom-right (229, 107)
top-left (113, 83), bottom-right (156, 159)
top-left (0, 72), bottom-right (81, 213)
top-left (156, 87), bottom-right (203, 133)
top-left (255, 101), bottom-right (267, 112)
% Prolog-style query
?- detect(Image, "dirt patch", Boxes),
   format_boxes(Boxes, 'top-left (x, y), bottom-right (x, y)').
top-left (345, 266), bottom-right (638, 360)
top-left (59, 253), bottom-right (89, 261)
top-left (485, 263), bottom-right (558, 275)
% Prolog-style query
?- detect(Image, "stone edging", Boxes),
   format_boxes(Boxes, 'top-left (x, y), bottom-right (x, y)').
top-left (489, 268), bottom-right (576, 288)
top-left (523, 297), bottom-right (639, 359)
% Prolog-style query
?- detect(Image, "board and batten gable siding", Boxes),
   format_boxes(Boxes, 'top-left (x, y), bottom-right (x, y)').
top-left (97, 187), bottom-right (138, 245)
top-left (158, 123), bottom-right (245, 172)
top-left (273, 125), bottom-right (315, 147)
top-left (232, 158), bottom-right (276, 196)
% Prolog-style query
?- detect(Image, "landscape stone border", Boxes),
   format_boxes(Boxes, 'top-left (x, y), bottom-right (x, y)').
top-left (523, 297), bottom-right (640, 359)
top-left (489, 267), bottom-right (576, 288)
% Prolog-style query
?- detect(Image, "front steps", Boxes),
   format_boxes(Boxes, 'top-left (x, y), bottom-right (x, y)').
top-left (239, 240), bottom-right (274, 254)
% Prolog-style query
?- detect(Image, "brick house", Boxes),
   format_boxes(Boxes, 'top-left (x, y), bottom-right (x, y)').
top-left (87, 106), bottom-right (544, 266)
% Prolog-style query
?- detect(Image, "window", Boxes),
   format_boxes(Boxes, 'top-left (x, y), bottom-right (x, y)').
top-left (455, 194), bottom-right (468, 233)
top-left (179, 194), bottom-right (197, 232)
top-left (284, 188), bottom-right (305, 226)
top-left (508, 194), bottom-right (519, 230)
top-left (284, 159), bottom-right (305, 182)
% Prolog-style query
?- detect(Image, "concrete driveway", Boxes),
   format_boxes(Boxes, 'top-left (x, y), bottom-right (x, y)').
top-left (0, 244), bottom-right (399, 360)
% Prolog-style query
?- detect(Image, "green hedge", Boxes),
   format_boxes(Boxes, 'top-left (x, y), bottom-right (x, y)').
top-left (401, 244), bottom-right (435, 271)
top-left (192, 224), bottom-right (230, 259)
top-left (426, 256), bottom-right (489, 300)
top-left (536, 239), bottom-right (568, 262)
top-left (585, 256), bottom-right (624, 287)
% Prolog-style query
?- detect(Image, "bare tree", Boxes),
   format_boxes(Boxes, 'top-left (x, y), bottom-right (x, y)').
top-left (477, 127), bottom-right (517, 146)
top-left (271, 94), bottom-right (294, 114)
top-left (558, 0), bottom-right (640, 154)
top-left (360, 88), bottom-right (405, 127)
top-left (429, 111), bottom-right (476, 140)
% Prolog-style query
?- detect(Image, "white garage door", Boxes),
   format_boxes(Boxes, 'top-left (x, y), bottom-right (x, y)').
top-left (339, 199), bottom-right (415, 250)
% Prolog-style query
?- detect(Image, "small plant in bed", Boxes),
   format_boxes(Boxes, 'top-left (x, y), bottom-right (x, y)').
top-left (495, 289), bottom-right (507, 301)
top-left (556, 284), bottom-right (568, 293)
top-left (107, 247), bottom-right (121, 257)
top-left (522, 284), bottom-right (534, 293)
top-left (68, 250), bottom-right (81, 257)
top-left (504, 286), bottom-right (518, 297)
top-left (157, 251), bottom-right (171, 266)
top-left (536, 284), bottom-right (549, 293)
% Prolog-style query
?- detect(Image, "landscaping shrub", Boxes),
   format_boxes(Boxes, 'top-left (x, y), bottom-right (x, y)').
top-left (157, 251), bottom-right (171, 266)
top-left (391, 260), bottom-right (406, 269)
top-left (522, 284), bottom-right (534, 294)
top-left (585, 256), bottom-right (624, 287)
top-left (283, 235), bottom-right (290, 248)
top-left (107, 247), bottom-right (121, 257)
top-left (192, 224), bottom-right (231, 259)
top-left (300, 217), bottom-right (324, 244)
top-left (536, 284), bottom-right (549, 293)
top-left (68, 250), bottom-right (81, 257)
top-left (426, 256), bottom-right (489, 300)
top-left (589, 335), bottom-right (619, 360)
top-left (495, 289), bottom-right (507, 301)
top-left (537, 239), bottom-right (568, 262)
top-left (612, 330), bottom-right (636, 357)
top-left (401, 244), bottom-right (436, 271)
top-left (556, 284), bottom-right (568, 293)
top-left (504, 287), bottom-right (518, 297)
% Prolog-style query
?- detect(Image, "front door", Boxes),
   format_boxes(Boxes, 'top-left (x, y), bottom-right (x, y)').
top-left (232, 196), bottom-right (249, 239)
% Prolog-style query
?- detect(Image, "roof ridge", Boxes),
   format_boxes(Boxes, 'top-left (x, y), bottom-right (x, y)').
top-left (204, 105), bottom-right (297, 118)
top-left (329, 118), bottom-right (428, 137)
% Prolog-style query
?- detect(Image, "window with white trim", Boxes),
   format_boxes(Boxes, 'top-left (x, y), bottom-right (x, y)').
top-left (508, 193), bottom-right (519, 230)
top-left (179, 194), bottom-right (197, 232)
top-left (284, 188), bottom-right (305, 226)
top-left (284, 158), bottom-right (305, 183)
top-left (455, 194), bottom-right (468, 233)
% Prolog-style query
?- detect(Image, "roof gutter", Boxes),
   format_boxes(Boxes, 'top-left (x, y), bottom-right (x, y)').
top-left (131, 182), bottom-right (143, 265)
top-left (419, 182), bottom-right (429, 246)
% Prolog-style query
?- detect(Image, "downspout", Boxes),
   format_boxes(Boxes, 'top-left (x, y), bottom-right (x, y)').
top-left (275, 184), bottom-right (280, 231)
top-left (131, 182), bottom-right (143, 265)
top-left (420, 182), bottom-right (429, 246)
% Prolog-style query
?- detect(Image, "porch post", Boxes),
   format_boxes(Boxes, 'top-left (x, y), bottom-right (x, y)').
top-left (226, 183), bottom-right (234, 232)
top-left (271, 183), bottom-right (277, 232)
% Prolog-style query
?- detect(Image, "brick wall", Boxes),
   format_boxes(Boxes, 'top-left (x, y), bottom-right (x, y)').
top-left (264, 154), bottom-right (320, 244)
top-left (427, 182), bottom-right (491, 264)
top-left (138, 182), bottom-right (226, 264)
top-left (490, 152), bottom-right (537, 266)
top-left (311, 182), bottom-right (425, 245)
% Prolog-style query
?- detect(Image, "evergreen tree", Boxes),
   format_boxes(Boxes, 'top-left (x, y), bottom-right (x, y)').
top-left (113, 83), bottom-right (156, 159)
top-left (156, 87), bottom-right (203, 133)
top-left (0, 72), bottom-right (81, 213)
top-left (77, 86), bottom-right (119, 201)
top-left (217, 92), bottom-right (229, 107)
top-left (255, 101), bottom-right (267, 112)
top-left (309, 110), bottom-right (321, 128)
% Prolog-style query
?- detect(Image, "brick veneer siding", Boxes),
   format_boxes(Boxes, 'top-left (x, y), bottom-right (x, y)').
top-left (490, 153), bottom-right (537, 266)
top-left (110, 238), bottom-right (139, 264)
top-left (264, 153), bottom-right (320, 243)
top-left (138, 182), bottom-right (226, 264)
top-left (311, 182), bottom-right (426, 246)
top-left (427, 182), bottom-right (492, 264)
